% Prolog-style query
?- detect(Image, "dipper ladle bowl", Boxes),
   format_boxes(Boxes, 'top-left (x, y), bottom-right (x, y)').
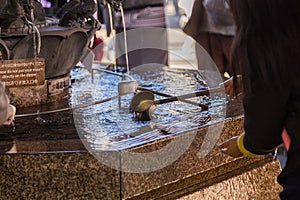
top-left (130, 87), bottom-right (224, 114)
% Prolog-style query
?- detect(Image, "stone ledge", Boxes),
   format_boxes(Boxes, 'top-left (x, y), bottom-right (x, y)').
top-left (176, 159), bottom-right (282, 200)
top-left (0, 115), bottom-right (282, 199)
top-left (120, 116), bottom-right (282, 200)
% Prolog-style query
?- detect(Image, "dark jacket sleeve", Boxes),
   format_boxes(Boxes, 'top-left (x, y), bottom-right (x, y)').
top-left (183, 0), bottom-right (205, 39)
top-left (242, 87), bottom-right (288, 155)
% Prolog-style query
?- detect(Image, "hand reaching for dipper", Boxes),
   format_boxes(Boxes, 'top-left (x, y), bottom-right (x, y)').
top-left (220, 75), bottom-right (242, 99)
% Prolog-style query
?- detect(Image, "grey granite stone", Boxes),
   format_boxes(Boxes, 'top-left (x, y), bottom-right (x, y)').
top-left (176, 160), bottom-right (282, 200)
top-left (120, 116), bottom-right (282, 199)
top-left (0, 152), bottom-right (120, 199)
top-left (0, 115), bottom-right (282, 199)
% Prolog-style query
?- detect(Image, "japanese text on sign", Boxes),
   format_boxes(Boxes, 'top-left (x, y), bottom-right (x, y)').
top-left (0, 58), bottom-right (45, 88)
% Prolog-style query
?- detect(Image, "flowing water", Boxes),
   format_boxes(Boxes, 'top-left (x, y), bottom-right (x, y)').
top-left (0, 3), bottom-right (232, 152)
top-left (0, 64), bottom-right (236, 153)
top-left (71, 65), bottom-right (227, 151)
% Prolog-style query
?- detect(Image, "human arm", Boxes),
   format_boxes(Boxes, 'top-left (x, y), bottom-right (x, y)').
top-left (220, 75), bottom-right (242, 98)
top-left (241, 88), bottom-right (287, 154)
top-left (182, 0), bottom-right (205, 39)
top-left (2, 104), bottom-right (16, 125)
top-left (219, 86), bottom-right (288, 157)
top-left (0, 82), bottom-right (16, 126)
top-left (219, 133), bottom-right (260, 158)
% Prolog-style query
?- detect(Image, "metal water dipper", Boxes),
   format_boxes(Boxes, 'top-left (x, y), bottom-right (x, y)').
top-left (130, 87), bottom-right (224, 121)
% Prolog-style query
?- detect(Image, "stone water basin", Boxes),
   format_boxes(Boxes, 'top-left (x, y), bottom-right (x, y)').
top-left (0, 65), bottom-right (281, 199)
top-left (71, 65), bottom-right (227, 151)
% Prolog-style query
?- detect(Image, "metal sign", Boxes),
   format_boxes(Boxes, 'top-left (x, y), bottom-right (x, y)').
top-left (48, 76), bottom-right (70, 96)
top-left (0, 58), bottom-right (45, 88)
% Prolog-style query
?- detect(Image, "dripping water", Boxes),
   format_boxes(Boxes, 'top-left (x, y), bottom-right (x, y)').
top-left (28, 5), bottom-right (46, 124)
top-left (120, 5), bottom-right (130, 75)
top-left (107, 3), bottom-right (117, 72)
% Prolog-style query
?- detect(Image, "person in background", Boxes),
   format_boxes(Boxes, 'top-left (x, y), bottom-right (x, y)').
top-left (114, 0), bottom-right (168, 69)
top-left (183, 0), bottom-right (235, 79)
top-left (218, 0), bottom-right (300, 199)
top-left (0, 82), bottom-right (16, 126)
top-left (171, 0), bottom-right (180, 16)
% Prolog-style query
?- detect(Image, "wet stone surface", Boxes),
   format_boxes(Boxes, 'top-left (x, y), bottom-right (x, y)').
top-left (0, 66), bottom-right (243, 153)
top-left (0, 66), bottom-right (251, 199)
top-left (71, 66), bottom-right (235, 151)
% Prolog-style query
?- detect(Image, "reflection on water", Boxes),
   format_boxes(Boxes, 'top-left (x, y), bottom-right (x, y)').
top-left (71, 65), bottom-right (227, 151)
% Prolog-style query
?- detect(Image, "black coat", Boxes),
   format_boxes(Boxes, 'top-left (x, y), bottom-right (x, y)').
top-left (242, 64), bottom-right (300, 183)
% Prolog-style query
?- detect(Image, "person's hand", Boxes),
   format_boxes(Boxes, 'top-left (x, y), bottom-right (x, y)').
top-left (220, 77), bottom-right (235, 98)
top-left (2, 105), bottom-right (16, 126)
top-left (218, 136), bottom-right (244, 158)
top-left (220, 75), bottom-right (242, 98)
